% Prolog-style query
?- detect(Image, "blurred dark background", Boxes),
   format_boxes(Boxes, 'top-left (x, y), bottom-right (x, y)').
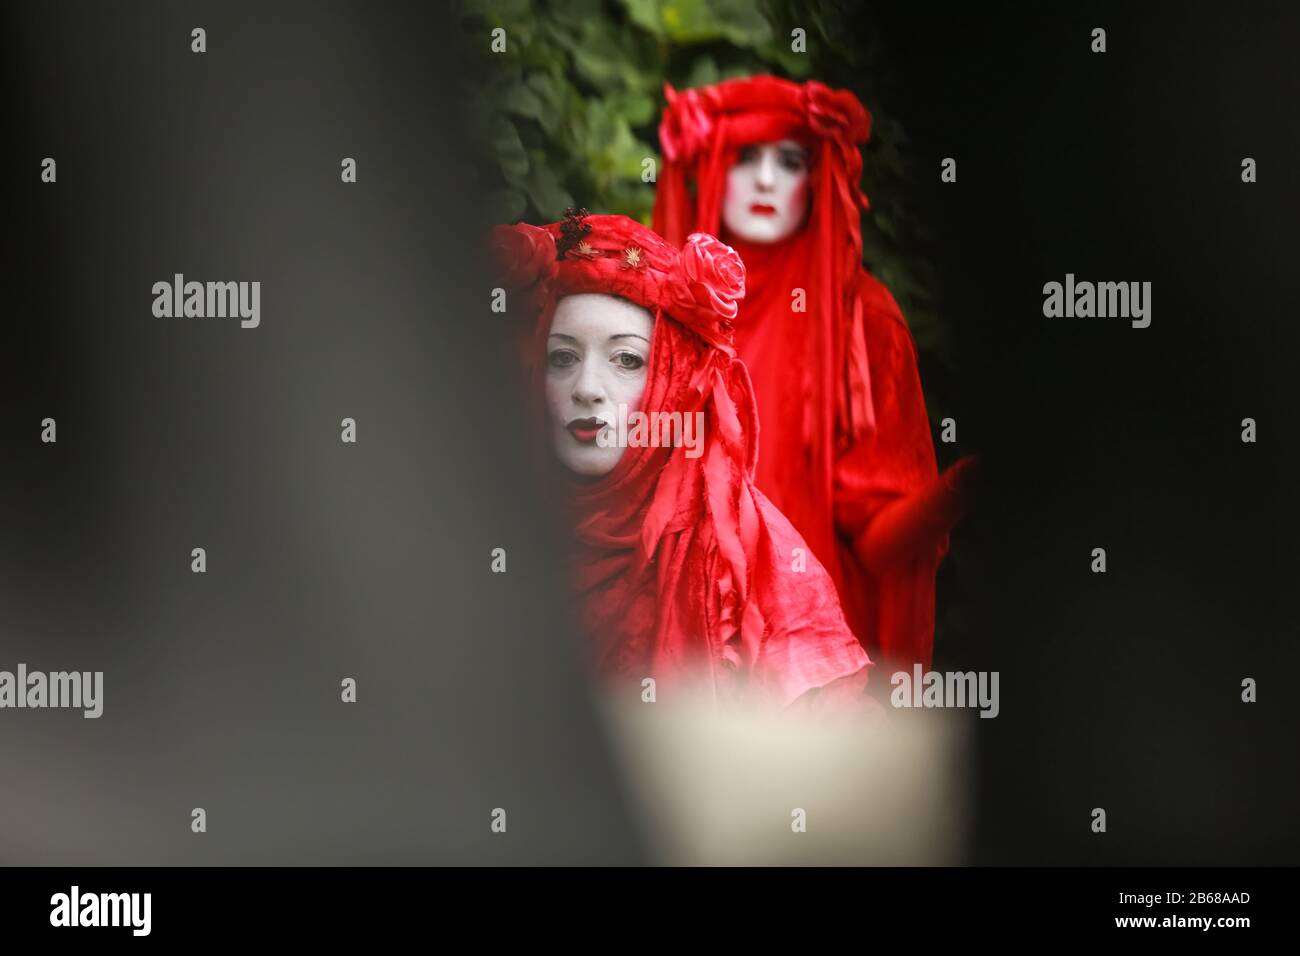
top-left (0, 0), bottom-right (644, 865)
top-left (3, 0), bottom-right (1298, 865)
top-left (882, 0), bottom-right (1300, 864)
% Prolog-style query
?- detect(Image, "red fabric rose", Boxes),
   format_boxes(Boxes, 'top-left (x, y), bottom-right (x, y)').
top-left (488, 222), bottom-right (558, 292)
top-left (674, 232), bottom-right (746, 323)
top-left (659, 84), bottom-right (715, 162)
top-left (803, 80), bottom-right (871, 144)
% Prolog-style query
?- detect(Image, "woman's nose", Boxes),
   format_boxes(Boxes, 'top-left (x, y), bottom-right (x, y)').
top-left (572, 362), bottom-right (605, 405)
top-left (755, 150), bottom-right (777, 190)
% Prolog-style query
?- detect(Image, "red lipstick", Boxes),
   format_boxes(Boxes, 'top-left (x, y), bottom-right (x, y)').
top-left (749, 203), bottom-right (777, 216)
top-left (566, 417), bottom-right (606, 444)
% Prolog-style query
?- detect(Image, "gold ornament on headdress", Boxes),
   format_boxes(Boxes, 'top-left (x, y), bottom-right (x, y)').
top-left (555, 206), bottom-right (593, 260)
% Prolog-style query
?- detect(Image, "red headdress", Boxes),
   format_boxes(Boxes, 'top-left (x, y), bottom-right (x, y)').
top-left (654, 76), bottom-right (946, 671)
top-left (489, 211), bottom-right (871, 710)
top-left (655, 75), bottom-right (877, 530)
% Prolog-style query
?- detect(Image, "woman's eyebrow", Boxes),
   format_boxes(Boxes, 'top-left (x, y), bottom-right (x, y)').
top-left (547, 332), bottom-right (577, 342)
top-left (609, 334), bottom-right (650, 343)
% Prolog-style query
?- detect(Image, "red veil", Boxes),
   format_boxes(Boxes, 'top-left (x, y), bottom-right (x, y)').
top-left (490, 212), bottom-right (872, 711)
top-left (654, 75), bottom-right (960, 671)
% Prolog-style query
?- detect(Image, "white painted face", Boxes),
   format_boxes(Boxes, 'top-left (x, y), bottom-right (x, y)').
top-left (721, 139), bottom-right (811, 244)
top-left (545, 293), bottom-right (654, 478)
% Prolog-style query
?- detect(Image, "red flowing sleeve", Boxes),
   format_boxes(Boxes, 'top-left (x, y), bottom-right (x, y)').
top-left (745, 487), bottom-right (874, 711)
top-left (831, 270), bottom-right (945, 669)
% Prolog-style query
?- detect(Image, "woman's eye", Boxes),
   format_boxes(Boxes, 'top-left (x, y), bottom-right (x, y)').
top-left (613, 351), bottom-right (645, 371)
top-left (779, 151), bottom-right (806, 172)
top-left (738, 146), bottom-right (759, 164)
top-left (548, 350), bottom-right (578, 369)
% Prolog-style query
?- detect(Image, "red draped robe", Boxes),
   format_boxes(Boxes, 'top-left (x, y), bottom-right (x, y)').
top-left (653, 76), bottom-right (950, 671)
top-left (721, 231), bottom-right (945, 671)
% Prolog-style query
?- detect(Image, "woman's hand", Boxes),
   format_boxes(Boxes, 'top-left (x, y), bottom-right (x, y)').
top-left (852, 455), bottom-right (978, 571)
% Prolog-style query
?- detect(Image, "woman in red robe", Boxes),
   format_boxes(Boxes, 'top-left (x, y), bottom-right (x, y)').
top-left (490, 210), bottom-right (874, 713)
top-left (653, 75), bottom-right (974, 671)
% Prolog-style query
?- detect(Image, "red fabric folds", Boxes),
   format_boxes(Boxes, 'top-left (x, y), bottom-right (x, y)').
top-left (490, 213), bottom-right (871, 710)
top-left (653, 74), bottom-right (945, 670)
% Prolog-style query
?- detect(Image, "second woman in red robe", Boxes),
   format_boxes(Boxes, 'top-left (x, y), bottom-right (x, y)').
top-left (654, 75), bottom-right (974, 671)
